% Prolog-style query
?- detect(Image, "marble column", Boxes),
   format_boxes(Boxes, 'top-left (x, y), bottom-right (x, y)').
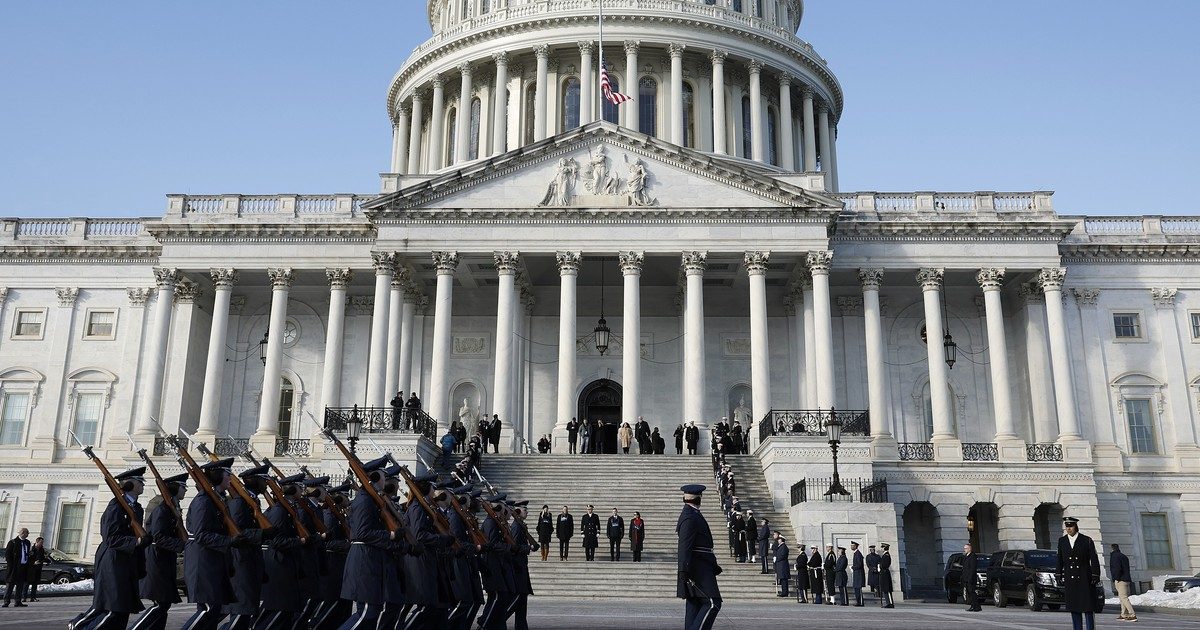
top-left (455, 62), bottom-right (473, 163)
top-left (624, 41), bottom-right (640, 131)
top-left (196, 268), bottom-right (238, 439)
top-left (817, 105), bottom-right (831, 179)
top-left (396, 287), bottom-right (419, 398)
top-left (136, 267), bottom-right (178, 434)
top-left (407, 92), bottom-right (425, 174)
top-left (669, 43), bottom-right (685, 145)
top-left (710, 50), bottom-right (728, 155)
top-left (1037, 268), bottom-right (1082, 441)
top-left (746, 252), bottom-right (771, 443)
top-left (578, 42), bottom-right (595, 124)
top-left (682, 251), bottom-right (707, 428)
top-left (384, 269), bottom-right (407, 400)
top-left (827, 117), bottom-right (840, 191)
top-left (429, 76), bottom-right (446, 170)
top-left (391, 105), bottom-right (410, 174)
top-left (807, 251), bottom-right (835, 410)
top-left (748, 60), bottom-right (764, 162)
top-left (1021, 284), bottom-right (1058, 443)
top-left (534, 45), bottom-right (549, 141)
top-left (918, 268), bottom-right (962, 459)
top-left (977, 268), bottom-right (1024, 460)
top-left (859, 269), bottom-right (897, 457)
top-left (320, 269), bottom-right (353, 414)
top-left (554, 252), bottom-right (580, 447)
top-left (802, 275), bottom-right (817, 408)
top-left (365, 253), bottom-right (395, 408)
top-left (787, 292), bottom-right (804, 407)
top-left (428, 252), bottom-right (459, 432)
top-left (255, 268), bottom-right (294, 438)
top-left (801, 87), bottom-right (817, 171)
top-left (491, 52), bottom-right (509, 156)
top-left (619, 251), bottom-right (644, 425)
top-left (778, 73), bottom-right (795, 171)
top-left (493, 252), bottom-right (520, 448)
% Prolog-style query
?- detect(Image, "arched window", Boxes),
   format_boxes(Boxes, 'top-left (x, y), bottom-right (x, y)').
top-left (755, 0), bottom-right (764, 18)
top-left (602, 74), bottom-right (621, 124)
top-left (446, 107), bottom-right (458, 165)
top-left (468, 98), bottom-right (481, 160)
top-left (561, 77), bottom-right (581, 130)
top-left (523, 86), bottom-right (537, 145)
top-left (461, 0), bottom-right (471, 20)
top-left (481, 0), bottom-right (491, 14)
top-left (682, 82), bottom-right (695, 147)
top-left (741, 95), bottom-right (752, 158)
top-left (278, 378), bottom-right (294, 440)
top-left (638, 77), bottom-right (657, 137)
top-left (767, 106), bottom-right (779, 165)
top-left (732, 0), bottom-right (744, 13)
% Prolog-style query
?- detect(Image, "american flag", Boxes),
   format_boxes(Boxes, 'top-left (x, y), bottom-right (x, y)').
top-left (600, 64), bottom-right (632, 105)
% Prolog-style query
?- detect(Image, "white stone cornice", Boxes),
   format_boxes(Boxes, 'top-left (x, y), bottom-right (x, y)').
top-left (0, 245), bottom-right (161, 263)
top-left (1151, 288), bottom-right (1178, 308)
top-left (55, 287), bottom-right (79, 307)
top-left (144, 221), bottom-right (375, 244)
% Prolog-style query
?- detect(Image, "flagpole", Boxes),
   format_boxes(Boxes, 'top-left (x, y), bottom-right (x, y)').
top-left (597, 0), bottom-right (603, 123)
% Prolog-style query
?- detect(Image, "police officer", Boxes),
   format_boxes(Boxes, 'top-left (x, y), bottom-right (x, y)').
top-left (183, 458), bottom-right (243, 630)
top-left (772, 534), bottom-right (790, 598)
top-left (71, 466), bottom-right (148, 630)
top-left (131, 472), bottom-right (188, 630)
top-left (1057, 516), bottom-right (1102, 630)
top-left (962, 543), bottom-right (981, 612)
top-left (478, 494), bottom-right (514, 630)
top-left (676, 484), bottom-right (721, 630)
top-left (850, 541), bottom-right (866, 607)
top-left (223, 464), bottom-right (270, 630)
top-left (877, 543), bottom-right (895, 608)
top-left (339, 456), bottom-right (405, 630)
top-left (580, 505), bottom-right (600, 561)
top-left (606, 508), bottom-right (624, 561)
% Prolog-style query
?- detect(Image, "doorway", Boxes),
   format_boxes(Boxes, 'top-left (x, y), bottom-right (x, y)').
top-left (578, 379), bottom-right (622, 454)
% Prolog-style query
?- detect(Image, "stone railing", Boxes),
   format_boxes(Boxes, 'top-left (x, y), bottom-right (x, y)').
top-left (167, 194), bottom-right (377, 219)
top-left (962, 442), bottom-right (999, 462)
top-left (1025, 443), bottom-right (1064, 462)
top-left (3, 217), bottom-right (150, 241)
top-left (834, 191), bottom-right (1053, 215)
top-left (897, 442), bottom-right (934, 461)
top-left (324, 405), bottom-right (438, 442)
top-left (1078, 216), bottom-right (1200, 236)
top-left (759, 409), bottom-right (870, 442)
top-left (790, 478), bottom-right (889, 505)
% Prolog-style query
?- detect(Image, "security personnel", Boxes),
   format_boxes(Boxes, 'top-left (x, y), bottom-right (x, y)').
top-left (131, 472), bottom-right (189, 630)
top-left (877, 543), bottom-right (895, 608)
top-left (794, 544), bottom-right (809, 603)
top-left (312, 481), bottom-right (353, 630)
top-left (772, 534), bottom-right (790, 598)
top-left (71, 466), bottom-right (148, 630)
top-left (606, 508), bottom-right (625, 561)
top-left (504, 503), bottom-right (536, 630)
top-left (223, 464), bottom-right (270, 630)
top-left (339, 456), bottom-right (405, 630)
top-left (962, 543), bottom-right (981, 612)
top-left (183, 458), bottom-right (241, 630)
top-left (478, 494), bottom-right (514, 630)
top-left (258, 473), bottom-right (306, 630)
top-left (580, 505), bottom-right (600, 561)
top-left (676, 484), bottom-right (721, 630)
top-left (865, 544), bottom-right (880, 596)
top-left (1057, 516), bottom-right (1102, 630)
top-left (850, 541), bottom-right (866, 607)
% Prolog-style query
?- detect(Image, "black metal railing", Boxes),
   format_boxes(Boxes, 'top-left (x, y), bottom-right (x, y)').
top-left (214, 437), bottom-right (250, 457)
top-left (759, 409), bottom-right (871, 442)
top-left (275, 438), bottom-right (310, 458)
top-left (152, 436), bottom-right (172, 456)
top-left (1026, 442), bottom-right (1064, 462)
top-left (962, 442), bottom-right (999, 461)
top-left (898, 442), bottom-right (934, 461)
top-left (323, 405), bottom-right (437, 441)
top-left (791, 477), bottom-right (889, 504)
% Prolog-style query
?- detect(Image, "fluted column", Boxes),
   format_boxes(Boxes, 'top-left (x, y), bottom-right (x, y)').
top-left (918, 268), bottom-right (961, 458)
top-left (364, 253), bottom-right (395, 407)
top-left (320, 269), bottom-right (353, 413)
top-left (136, 267), bottom-right (178, 434)
top-left (384, 269), bottom-right (408, 400)
top-left (827, 117), bottom-right (840, 191)
top-left (493, 252), bottom-right (520, 449)
top-left (669, 43), bottom-right (685, 145)
top-left (619, 252), bottom-right (644, 425)
top-left (682, 252), bottom-right (707, 433)
top-left (778, 73), bottom-right (795, 170)
top-left (429, 252), bottom-right (459, 432)
top-left (801, 275), bottom-right (817, 407)
top-left (491, 53), bottom-right (509, 156)
top-left (711, 50), bottom-right (728, 155)
top-left (749, 60), bottom-right (764, 162)
top-left (801, 88), bottom-right (817, 171)
top-left (255, 268), bottom-right (294, 437)
top-left (1038, 268), bottom-right (1082, 441)
top-left (391, 106), bottom-right (410, 174)
top-left (624, 41), bottom-right (640, 131)
top-left (977, 268), bottom-right (1023, 460)
top-left (455, 62), bottom-right (473, 163)
top-left (429, 76), bottom-right (446, 170)
top-left (407, 92), bottom-right (425, 173)
top-left (578, 43), bottom-right (595, 124)
top-left (807, 252), bottom-right (835, 409)
top-left (746, 252), bottom-right (771, 444)
top-left (554, 252), bottom-right (580, 447)
top-left (534, 45), bottom-right (549, 141)
top-left (196, 269), bottom-right (238, 439)
top-left (859, 269), bottom-right (896, 456)
top-left (817, 104), bottom-right (831, 179)
top-left (396, 287), bottom-right (419, 396)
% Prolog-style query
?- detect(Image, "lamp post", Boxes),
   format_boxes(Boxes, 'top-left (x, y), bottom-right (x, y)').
top-left (258, 332), bottom-right (269, 365)
top-left (346, 404), bottom-right (362, 457)
top-left (824, 408), bottom-right (851, 497)
top-left (594, 257), bottom-right (611, 355)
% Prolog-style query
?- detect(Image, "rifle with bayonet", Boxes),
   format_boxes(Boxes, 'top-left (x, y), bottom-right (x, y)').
top-left (127, 433), bottom-right (188, 540)
top-left (414, 454), bottom-right (484, 547)
top-left (177, 429), bottom-right (274, 530)
top-left (317, 425), bottom-right (414, 544)
top-left (261, 456), bottom-right (327, 539)
top-left (287, 454), bottom-right (351, 539)
top-left (72, 430), bottom-right (148, 539)
top-left (163, 434), bottom-right (240, 536)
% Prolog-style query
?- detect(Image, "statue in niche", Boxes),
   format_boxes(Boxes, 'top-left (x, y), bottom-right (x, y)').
top-left (458, 397), bottom-right (479, 427)
top-left (732, 395), bottom-right (752, 425)
top-left (625, 158), bottom-right (657, 207)
top-left (538, 157), bottom-right (579, 206)
top-left (584, 145), bottom-right (619, 194)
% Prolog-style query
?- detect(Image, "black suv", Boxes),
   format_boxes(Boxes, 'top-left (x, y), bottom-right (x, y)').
top-left (0, 548), bottom-right (93, 585)
top-left (986, 549), bottom-right (1104, 612)
top-left (944, 552), bottom-right (991, 603)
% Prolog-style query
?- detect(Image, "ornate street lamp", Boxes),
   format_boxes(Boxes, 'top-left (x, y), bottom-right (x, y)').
top-left (824, 408), bottom-right (851, 497)
top-left (258, 332), bottom-right (269, 365)
top-left (594, 258), bottom-right (611, 355)
top-left (346, 404), bottom-right (362, 457)
top-left (940, 284), bottom-right (957, 369)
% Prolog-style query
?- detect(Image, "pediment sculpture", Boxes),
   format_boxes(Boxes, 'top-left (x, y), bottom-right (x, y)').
top-left (538, 145), bottom-right (658, 208)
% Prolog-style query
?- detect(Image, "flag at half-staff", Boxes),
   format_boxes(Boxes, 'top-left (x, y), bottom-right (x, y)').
top-left (600, 64), bottom-right (632, 105)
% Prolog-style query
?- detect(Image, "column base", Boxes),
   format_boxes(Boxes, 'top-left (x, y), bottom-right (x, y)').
top-left (1092, 442), bottom-right (1125, 471)
top-left (996, 437), bottom-right (1027, 463)
top-left (869, 435), bottom-right (899, 461)
top-left (1057, 436), bottom-right (1093, 464)
top-left (931, 436), bottom-right (963, 462)
top-left (250, 434), bottom-right (278, 459)
top-left (1176, 445), bottom-right (1200, 473)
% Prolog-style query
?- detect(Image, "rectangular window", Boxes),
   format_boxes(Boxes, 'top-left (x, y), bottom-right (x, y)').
top-left (1113, 313), bottom-right (1141, 339)
top-left (0, 392), bottom-right (30, 445)
top-left (57, 503), bottom-right (86, 556)
top-left (73, 393), bottom-right (103, 446)
top-left (13, 309), bottom-right (44, 339)
top-left (84, 310), bottom-right (116, 339)
top-left (0, 501), bottom-right (11, 543)
top-left (1141, 513), bottom-right (1173, 570)
top-left (1191, 312), bottom-right (1200, 340)
top-left (1124, 398), bottom-right (1157, 454)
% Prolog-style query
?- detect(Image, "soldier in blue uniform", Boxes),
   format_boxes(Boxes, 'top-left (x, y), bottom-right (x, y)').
top-left (504, 502), bottom-right (536, 630)
top-left (183, 458), bottom-right (242, 630)
top-left (70, 466), bottom-right (148, 630)
top-left (402, 471), bottom-right (454, 629)
top-left (850, 541), bottom-right (866, 606)
top-left (131, 472), bottom-right (189, 630)
top-left (444, 485), bottom-right (484, 630)
top-left (676, 484), bottom-right (721, 630)
top-left (1057, 516), bottom-right (1102, 630)
top-left (338, 456), bottom-right (407, 630)
top-left (478, 493), bottom-right (514, 630)
top-left (295, 476), bottom-right (330, 629)
top-left (222, 464), bottom-right (270, 630)
top-left (877, 543), bottom-right (895, 608)
top-left (311, 481), bottom-right (353, 630)
top-left (772, 534), bottom-right (790, 598)
top-left (256, 473), bottom-right (306, 630)
top-left (834, 546), bottom-right (849, 605)
top-left (580, 505), bottom-right (600, 561)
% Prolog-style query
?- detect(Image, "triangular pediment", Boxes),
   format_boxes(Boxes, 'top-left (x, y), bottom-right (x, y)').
top-left (366, 122), bottom-right (841, 215)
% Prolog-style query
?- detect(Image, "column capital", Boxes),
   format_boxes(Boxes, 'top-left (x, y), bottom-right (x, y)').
top-left (326, 268), bottom-right (354, 289)
top-left (748, 59), bottom-right (763, 74)
top-left (556, 251), bottom-right (582, 275)
top-left (744, 251), bottom-right (770, 275)
top-left (153, 267), bottom-right (180, 289)
top-left (778, 71), bottom-right (793, 86)
top-left (623, 40), bottom-right (640, 55)
top-left (267, 268), bottom-right (295, 289)
top-left (837, 296), bottom-right (863, 316)
top-left (457, 61), bottom-right (473, 75)
top-left (710, 49), bottom-right (728, 64)
top-left (432, 251), bottom-right (460, 274)
top-left (681, 250), bottom-right (708, 275)
top-left (492, 50), bottom-right (510, 66)
top-left (1037, 267), bottom-right (1067, 290)
top-left (668, 43), bottom-right (686, 58)
top-left (917, 267), bottom-right (944, 291)
top-left (494, 250), bottom-right (521, 274)
top-left (391, 267), bottom-right (412, 289)
top-left (127, 287), bottom-right (153, 307)
top-left (805, 250), bottom-right (833, 274)
top-left (1151, 288), bottom-right (1178, 308)
top-left (576, 41), bottom-right (593, 56)
top-left (801, 85), bottom-right (815, 99)
top-left (411, 90), bottom-right (425, 104)
top-left (1019, 282), bottom-right (1045, 304)
top-left (210, 268), bottom-right (239, 289)
top-left (55, 287), bottom-right (79, 308)
top-left (1069, 287), bottom-right (1099, 306)
top-left (396, 103), bottom-right (411, 119)
top-left (535, 44), bottom-right (551, 59)
top-left (371, 251), bottom-right (397, 275)
top-left (619, 251), bottom-right (644, 275)
top-left (858, 268), bottom-right (884, 290)
top-left (174, 281), bottom-right (203, 304)
top-left (976, 267), bottom-right (1006, 291)
top-left (430, 74), bottom-right (444, 90)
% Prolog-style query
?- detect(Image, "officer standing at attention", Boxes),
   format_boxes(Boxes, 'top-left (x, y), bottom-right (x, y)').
top-left (834, 547), bottom-right (849, 606)
top-left (772, 534), bottom-right (790, 598)
top-left (756, 518), bottom-right (771, 573)
top-left (676, 484), bottom-right (722, 630)
top-left (823, 545), bottom-right (837, 604)
top-left (606, 508), bottom-right (625, 561)
top-left (877, 543), bottom-right (895, 608)
top-left (71, 466), bottom-right (148, 630)
top-left (961, 543), bottom-right (982, 612)
top-left (865, 544), bottom-right (880, 597)
top-left (806, 546), bottom-right (824, 604)
top-left (850, 541), bottom-right (866, 607)
top-left (1057, 516), bottom-right (1102, 630)
top-left (581, 505), bottom-right (600, 561)
top-left (131, 472), bottom-right (189, 630)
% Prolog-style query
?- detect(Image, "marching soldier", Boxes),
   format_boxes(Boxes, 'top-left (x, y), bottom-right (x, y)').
top-left (606, 508), bottom-right (624, 561)
top-left (403, 472), bottom-right (454, 629)
top-left (1057, 516), bottom-right (1102, 630)
top-left (131, 472), bottom-right (189, 630)
top-left (183, 458), bottom-right (241, 630)
top-left (877, 543), bottom-right (895, 608)
top-left (312, 481), bottom-right (353, 630)
top-left (676, 484), bottom-right (721, 630)
top-left (835, 547), bottom-right (849, 606)
top-left (772, 534), bottom-right (790, 598)
top-left (296, 476), bottom-right (330, 628)
top-left (379, 465), bottom-right (411, 630)
top-left (504, 503), bottom-right (536, 630)
top-left (258, 473), bottom-right (306, 630)
top-left (865, 544), bottom-right (880, 597)
top-left (807, 546), bottom-right (824, 604)
top-left (850, 541), bottom-right (866, 606)
top-left (478, 493), bottom-right (514, 630)
top-left (71, 466), bottom-right (148, 630)
top-left (580, 505), bottom-right (600, 561)
top-left (223, 464), bottom-right (270, 630)
top-left (339, 456), bottom-right (405, 630)
top-left (444, 485), bottom-right (484, 630)
top-left (823, 545), bottom-right (837, 604)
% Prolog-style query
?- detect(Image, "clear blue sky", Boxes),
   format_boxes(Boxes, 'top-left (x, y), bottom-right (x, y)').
top-left (2, 1), bottom-right (1197, 218)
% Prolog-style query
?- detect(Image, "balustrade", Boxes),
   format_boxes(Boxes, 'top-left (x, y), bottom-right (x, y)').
top-left (274, 437), bottom-right (311, 458)
top-left (760, 409), bottom-right (870, 441)
top-left (14, 220), bottom-right (70, 237)
top-left (962, 442), bottom-right (999, 462)
top-left (214, 437), bottom-right (250, 457)
top-left (897, 442), bottom-right (934, 461)
top-left (790, 478), bottom-right (888, 505)
top-left (324, 405), bottom-right (438, 441)
top-left (1026, 442), bottom-right (1064, 462)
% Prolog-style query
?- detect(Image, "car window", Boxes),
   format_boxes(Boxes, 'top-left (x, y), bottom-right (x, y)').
top-left (1026, 551), bottom-right (1057, 569)
top-left (976, 554), bottom-right (991, 568)
top-left (1010, 552), bottom-right (1025, 568)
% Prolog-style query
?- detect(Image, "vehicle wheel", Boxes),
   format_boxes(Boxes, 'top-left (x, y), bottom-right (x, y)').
top-left (1047, 604), bottom-right (1060, 611)
top-left (52, 573), bottom-right (72, 585)
top-left (993, 583), bottom-right (1007, 607)
top-left (1026, 584), bottom-right (1043, 612)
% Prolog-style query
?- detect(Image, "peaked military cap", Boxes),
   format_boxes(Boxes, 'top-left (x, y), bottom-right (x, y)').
top-left (485, 493), bottom-right (507, 503)
top-left (680, 484), bottom-right (706, 498)
top-left (512, 500), bottom-right (528, 507)
top-left (279, 473), bottom-right (306, 485)
top-left (239, 464), bottom-right (270, 479)
top-left (328, 481), bottom-right (355, 494)
top-left (303, 475), bottom-right (330, 487)
top-left (412, 471), bottom-right (438, 484)
top-left (115, 466), bottom-right (146, 481)
top-left (879, 543), bottom-right (890, 550)
top-left (164, 472), bottom-right (189, 485)
top-left (381, 464), bottom-right (402, 478)
top-left (453, 484), bottom-right (474, 495)
top-left (199, 458), bottom-right (234, 472)
top-left (1062, 516), bottom-right (1080, 525)
top-left (362, 455), bottom-right (390, 472)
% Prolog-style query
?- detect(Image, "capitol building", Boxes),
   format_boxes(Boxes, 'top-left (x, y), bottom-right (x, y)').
top-left (2, 0), bottom-right (1198, 596)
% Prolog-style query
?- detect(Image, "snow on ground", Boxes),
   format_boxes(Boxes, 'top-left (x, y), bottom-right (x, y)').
top-left (38, 578), bottom-right (94, 594)
top-left (1106, 588), bottom-right (1200, 610)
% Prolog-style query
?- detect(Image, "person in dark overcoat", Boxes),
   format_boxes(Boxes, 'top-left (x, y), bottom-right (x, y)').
top-left (677, 484), bottom-right (721, 630)
top-left (629, 512), bottom-right (646, 562)
top-left (339, 456), bottom-right (406, 630)
top-left (443, 486), bottom-right (483, 630)
top-left (131, 473), bottom-right (189, 630)
top-left (756, 518), bottom-right (771, 573)
top-left (555, 506), bottom-right (574, 561)
top-left (535, 505), bottom-right (554, 562)
top-left (181, 459), bottom-right (240, 630)
top-left (478, 494), bottom-right (514, 630)
top-left (566, 418), bottom-right (580, 454)
top-left (865, 545), bottom-right (880, 595)
top-left (380, 474), bottom-right (411, 630)
top-left (257, 474), bottom-right (306, 630)
top-left (834, 547), bottom-right (849, 605)
top-left (4, 528), bottom-right (31, 608)
top-left (580, 506), bottom-right (600, 561)
top-left (850, 541), bottom-right (866, 606)
top-left (606, 508), bottom-right (625, 561)
top-left (877, 543), bottom-right (894, 608)
top-left (488, 415), bottom-right (502, 453)
top-left (773, 535), bottom-right (791, 598)
top-left (295, 478), bottom-right (328, 627)
top-left (1056, 517), bottom-right (1102, 630)
top-left (311, 483), bottom-right (352, 630)
top-left (794, 547), bottom-right (809, 603)
top-left (70, 466), bottom-right (147, 630)
top-left (674, 424), bottom-right (684, 454)
top-left (222, 465), bottom-right (269, 630)
top-left (652, 428), bottom-right (666, 454)
top-left (684, 422), bottom-right (700, 455)
top-left (26, 536), bottom-right (46, 602)
top-left (402, 473), bottom-right (454, 629)
top-left (807, 547), bottom-right (824, 604)
top-left (961, 543), bottom-right (981, 612)
top-left (823, 545), bottom-right (837, 604)
top-left (504, 505), bottom-right (536, 630)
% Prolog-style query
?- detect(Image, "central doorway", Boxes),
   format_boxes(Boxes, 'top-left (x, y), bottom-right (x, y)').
top-left (578, 379), bottom-right (622, 454)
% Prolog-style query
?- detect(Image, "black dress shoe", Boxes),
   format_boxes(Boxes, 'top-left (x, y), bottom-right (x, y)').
top-left (14, 603), bottom-right (27, 608)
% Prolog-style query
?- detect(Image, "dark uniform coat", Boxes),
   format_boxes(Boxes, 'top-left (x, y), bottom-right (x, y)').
top-left (480, 516), bottom-right (514, 593)
top-left (676, 504), bottom-right (721, 600)
top-left (674, 425), bottom-right (684, 451)
top-left (446, 507), bottom-right (483, 604)
top-left (878, 551), bottom-right (894, 594)
top-left (606, 515), bottom-right (625, 542)
top-left (865, 551), bottom-right (881, 589)
top-left (773, 543), bottom-right (790, 588)
top-left (629, 518), bottom-right (645, 553)
top-left (260, 500), bottom-right (304, 612)
top-left (824, 551), bottom-right (837, 593)
top-left (807, 550), bottom-right (824, 595)
top-left (139, 499), bottom-right (186, 603)
top-left (295, 499), bottom-right (323, 602)
top-left (852, 549), bottom-right (866, 589)
top-left (795, 554), bottom-right (809, 590)
top-left (581, 513), bottom-right (600, 549)
top-left (223, 493), bottom-right (264, 616)
top-left (508, 521), bottom-right (534, 596)
top-left (91, 496), bottom-right (145, 614)
top-left (319, 506), bottom-right (350, 603)
top-left (183, 492), bottom-right (234, 606)
top-left (834, 553), bottom-right (848, 588)
top-left (684, 425), bottom-right (700, 449)
top-left (1057, 533), bottom-right (1102, 613)
top-left (555, 513), bottom-right (574, 541)
top-left (340, 492), bottom-right (401, 605)
top-left (402, 501), bottom-right (451, 607)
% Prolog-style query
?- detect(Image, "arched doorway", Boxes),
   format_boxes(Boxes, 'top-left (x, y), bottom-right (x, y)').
top-left (902, 502), bottom-right (942, 593)
top-left (969, 503), bottom-right (1000, 554)
top-left (578, 379), bottom-right (622, 454)
top-left (1033, 503), bottom-right (1064, 549)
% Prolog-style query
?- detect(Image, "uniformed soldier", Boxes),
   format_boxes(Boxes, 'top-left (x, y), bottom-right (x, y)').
top-left (295, 476), bottom-right (330, 629)
top-left (865, 544), bottom-right (880, 597)
top-left (339, 456), bottom-right (406, 630)
top-left (71, 466), bottom-right (148, 630)
top-left (311, 481), bottom-right (353, 630)
top-left (806, 546), bottom-right (824, 604)
top-left (443, 485), bottom-right (483, 630)
top-left (504, 503), bottom-right (536, 630)
top-left (835, 547), bottom-right (849, 606)
top-left (257, 473), bottom-right (306, 630)
top-left (131, 472), bottom-right (189, 630)
top-left (223, 464), bottom-right (270, 630)
top-left (378, 464), bottom-right (412, 630)
top-left (823, 545), bottom-right (837, 604)
top-left (877, 543), bottom-right (895, 608)
top-left (793, 544), bottom-right (809, 603)
top-left (676, 484), bottom-right (721, 630)
top-left (580, 505), bottom-right (600, 561)
top-left (1057, 516), bottom-right (1102, 630)
top-left (403, 472), bottom-right (454, 629)
top-left (183, 458), bottom-right (242, 630)
top-left (772, 534), bottom-right (790, 598)
top-left (850, 541), bottom-right (866, 606)
top-left (478, 494), bottom-right (514, 630)
top-left (684, 422), bottom-right (700, 455)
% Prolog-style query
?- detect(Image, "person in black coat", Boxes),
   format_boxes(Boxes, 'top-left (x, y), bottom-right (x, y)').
top-left (478, 495), bottom-right (514, 630)
top-left (850, 541), bottom-right (866, 607)
top-left (338, 456), bottom-right (407, 630)
top-left (677, 484), bottom-right (721, 630)
top-left (3, 528), bottom-right (31, 607)
top-left (222, 465), bottom-right (269, 630)
top-left (1110, 543), bottom-right (1136, 622)
top-left (834, 547), bottom-right (849, 606)
top-left (391, 391), bottom-right (405, 430)
top-left (1057, 517), bottom-right (1102, 630)
top-left (296, 478), bottom-right (328, 628)
top-left (877, 543), bottom-right (894, 608)
top-left (70, 466), bottom-right (147, 630)
top-left (651, 428), bottom-right (666, 454)
top-left (257, 475), bottom-right (307, 630)
top-left (566, 418), bottom-right (580, 454)
top-left (405, 393), bottom-right (422, 430)
top-left (606, 509), bottom-right (625, 561)
top-left (131, 473), bottom-right (189, 630)
top-left (634, 418), bottom-right (651, 454)
top-left (684, 422), bottom-right (700, 455)
top-left (25, 536), bottom-right (46, 602)
top-left (756, 519), bottom-right (771, 573)
top-left (794, 546), bottom-right (809, 603)
top-left (580, 506), bottom-right (600, 561)
top-left (807, 547), bottom-right (824, 604)
top-left (555, 507), bottom-right (574, 561)
top-left (773, 534), bottom-right (791, 598)
top-left (961, 543), bottom-right (981, 611)
top-left (181, 459), bottom-right (242, 630)
top-left (488, 415), bottom-right (502, 453)
top-left (822, 545), bottom-right (837, 604)
top-left (504, 505), bottom-right (536, 630)
top-left (444, 487), bottom-right (484, 630)
top-left (402, 473), bottom-right (455, 630)
top-left (673, 424), bottom-right (684, 454)
top-left (865, 545), bottom-right (880, 595)
top-left (311, 483), bottom-right (352, 630)
top-left (535, 506), bottom-right (553, 562)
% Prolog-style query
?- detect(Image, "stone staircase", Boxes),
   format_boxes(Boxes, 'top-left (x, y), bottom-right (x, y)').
top-left (474, 453), bottom-right (795, 600)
